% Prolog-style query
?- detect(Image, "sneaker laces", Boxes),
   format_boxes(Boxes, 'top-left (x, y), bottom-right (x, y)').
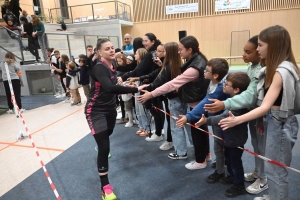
top-left (251, 178), bottom-right (261, 189)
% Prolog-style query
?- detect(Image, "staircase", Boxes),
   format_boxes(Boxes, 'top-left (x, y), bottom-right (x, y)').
top-left (0, 28), bottom-right (36, 63)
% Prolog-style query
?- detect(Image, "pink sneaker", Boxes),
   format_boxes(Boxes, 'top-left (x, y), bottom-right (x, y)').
top-left (102, 184), bottom-right (117, 200)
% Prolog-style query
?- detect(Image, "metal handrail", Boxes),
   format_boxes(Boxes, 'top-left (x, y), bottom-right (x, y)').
top-left (0, 46), bottom-right (22, 60)
top-left (0, 24), bottom-right (24, 63)
top-left (0, 24), bottom-right (20, 36)
top-left (49, 1), bottom-right (132, 24)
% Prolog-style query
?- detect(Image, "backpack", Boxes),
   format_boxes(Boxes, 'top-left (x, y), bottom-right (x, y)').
top-left (278, 61), bottom-right (300, 115)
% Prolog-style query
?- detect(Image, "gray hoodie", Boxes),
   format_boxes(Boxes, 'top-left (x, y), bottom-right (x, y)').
top-left (256, 61), bottom-right (300, 118)
top-left (0, 61), bottom-right (23, 85)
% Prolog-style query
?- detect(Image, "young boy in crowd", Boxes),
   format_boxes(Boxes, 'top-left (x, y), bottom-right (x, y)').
top-left (195, 72), bottom-right (251, 198)
top-left (78, 57), bottom-right (90, 101)
top-left (176, 58), bottom-right (229, 170)
top-left (66, 61), bottom-right (81, 106)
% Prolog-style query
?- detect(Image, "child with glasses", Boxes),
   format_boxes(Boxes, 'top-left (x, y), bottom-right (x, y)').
top-left (195, 72), bottom-right (251, 198)
top-left (176, 58), bottom-right (229, 170)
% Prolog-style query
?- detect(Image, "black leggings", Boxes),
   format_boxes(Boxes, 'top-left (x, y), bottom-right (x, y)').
top-left (163, 96), bottom-right (172, 142)
top-left (116, 96), bottom-right (125, 118)
top-left (94, 129), bottom-right (114, 174)
top-left (190, 107), bottom-right (210, 163)
top-left (3, 79), bottom-right (22, 109)
top-left (60, 76), bottom-right (66, 93)
top-left (28, 36), bottom-right (40, 61)
top-left (149, 99), bottom-right (165, 136)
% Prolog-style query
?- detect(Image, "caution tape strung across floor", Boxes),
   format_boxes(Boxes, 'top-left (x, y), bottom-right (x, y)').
top-left (152, 106), bottom-right (300, 174)
top-left (4, 62), bottom-right (61, 200)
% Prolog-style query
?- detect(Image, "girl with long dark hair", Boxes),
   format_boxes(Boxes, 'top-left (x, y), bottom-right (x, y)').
top-left (138, 36), bottom-right (211, 168)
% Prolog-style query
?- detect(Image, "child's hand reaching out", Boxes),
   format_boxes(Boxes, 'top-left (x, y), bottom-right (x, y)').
top-left (176, 115), bottom-right (187, 128)
top-left (195, 114), bottom-right (207, 128)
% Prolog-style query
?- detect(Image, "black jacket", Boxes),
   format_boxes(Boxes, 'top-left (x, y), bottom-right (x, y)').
top-left (145, 63), bottom-right (178, 99)
top-left (178, 53), bottom-right (210, 103)
top-left (1, 3), bottom-right (9, 19)
top-left (8, 0), bottom-right (21, 15)
top-left (117, 60), bottom-right (137, 72)
top-left (53, 58), bottom-right (67, 78)
top-left (23, 23), bottom-right (39, 49)
top-left (206, 109), bottom-right (248, 147)
top-left (121, 46), bottom-right (159, 82)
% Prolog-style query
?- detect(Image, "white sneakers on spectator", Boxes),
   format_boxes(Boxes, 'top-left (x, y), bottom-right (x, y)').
top-left (246, 178), bottom-right (268, 194)
top-left (133, 119), bottom-right (139, 125)
top-left (7, 109), bottom-right (14, 114)
top-left (7, 108), bottom-right (25, 114)
top-left (185, 160), bottom-right (207, 170)
top-left (55, 94), bottom-right (64, 98)
top-left (125, 122), bottom-right (133, 127)
top-left (159, 141), bottom-right (173, 150)
top-left (54, 93), bottom-right (59, 97)
top-left (145, 134), bottom-right (163, 142)
top-left (254, 195), bottom-right (270, 200)
top-left (244, 171), bottom-right (258, 182)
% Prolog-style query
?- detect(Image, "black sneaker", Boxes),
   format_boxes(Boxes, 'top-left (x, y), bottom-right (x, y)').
top-left (224, 185), bottom-right (247, 198)
top-left (168, 152), bottom-right (187, 160)
top-left (206, 170), bottom-right (225, 184)
top-left (220, 176), bottom-right (234, 185)
top-left (211, 161), bottom-right (216, 168)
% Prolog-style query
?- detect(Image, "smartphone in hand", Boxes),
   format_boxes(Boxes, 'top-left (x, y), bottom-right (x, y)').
top-left (151, 51), bottom-right (157, 60)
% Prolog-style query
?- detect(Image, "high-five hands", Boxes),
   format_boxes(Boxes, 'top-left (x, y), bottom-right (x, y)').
top-left (195, 114), bottom-right (207, 128)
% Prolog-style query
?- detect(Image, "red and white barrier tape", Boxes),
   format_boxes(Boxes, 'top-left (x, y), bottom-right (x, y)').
top-left (153, 106), bottom-right (300, 174)
top-left (4, 62), bottom-right (61, 200)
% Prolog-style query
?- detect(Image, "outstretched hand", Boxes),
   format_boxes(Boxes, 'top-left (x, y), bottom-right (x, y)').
top-left (176, 115), bottom-right (187, 128)
top-left (117, 77), bottom-right (123, 85)
top-left (195, 114), bottom-right (207, 128)
top-left (218, 111), bottom-right (238, 130)
top-left (204, 99), bottom-right (225, 113)
top-left (136, 88), bottom-right (151, 104)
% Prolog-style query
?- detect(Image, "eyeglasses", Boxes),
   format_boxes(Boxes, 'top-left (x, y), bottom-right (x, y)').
top-left (223, 82), bottom-right (233, 88)
top-left (204, 68), bottom-right (212, 73)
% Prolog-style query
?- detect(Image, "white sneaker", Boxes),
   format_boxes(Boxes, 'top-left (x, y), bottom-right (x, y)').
top-left (246, 178), bottom-right (268, 194)
top-left (185, 160), bottom-right (207, 170)
top-left (55, 94), bottom-right (64, 98)
top-left (244, 171), bottom-right (258, 182)
top-left (20, 108), bottom-right (26, 113)
top-left (206, 153), bottom-right (212, 162)
top-left (125, 122), bottom-right (133, 127)
top-left (133, 119), bottom-right (139, 125)
top-left (145, 134), bottom-right (163, 142)
top-left (254, 195), bottom-right (270, 200)
top-left (54, 93), bottom-right (59, 97)
top-left (159, 141), bottom-right (173, 150)
top-left (7, 109), bottom-right (14, 114)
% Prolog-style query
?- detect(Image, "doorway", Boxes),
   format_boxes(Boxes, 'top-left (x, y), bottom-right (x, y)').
top-left (59, 0), bottom-right (69, 19)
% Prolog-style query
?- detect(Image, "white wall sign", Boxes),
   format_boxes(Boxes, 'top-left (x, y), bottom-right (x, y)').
top-left (166, 3), bottom-right (198, 15)
top-left (215, 0), bottom-right (251, 12)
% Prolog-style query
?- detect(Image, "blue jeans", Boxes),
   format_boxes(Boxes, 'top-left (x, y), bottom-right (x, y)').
top-left (135, 93), bottom-right (151, 132)
top-left (264, 110), bottom-right (298, 200)
top-left (168, 97), bottom-right (188, 156)
top-left (225, 146), bottom-right (245, 187)
top-left (248, 118), bottom-right (267, 179)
